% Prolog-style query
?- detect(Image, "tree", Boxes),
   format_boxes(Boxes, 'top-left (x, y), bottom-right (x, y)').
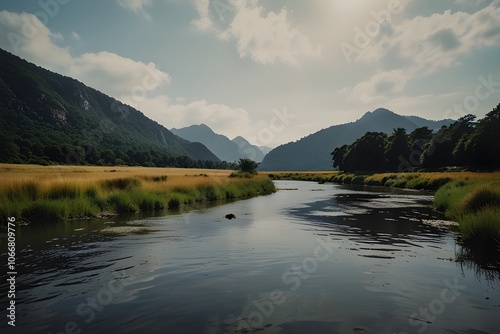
top-left (237, 158), bottom-right (259, 174)
top-left (385, 128), bottom-right (410, 171)
top-left (343, 132), bottom-right (387, 172)
top-left (331, 144), bottom-right (349, 171)
top-left (465, 103), bottom-right (500, 169)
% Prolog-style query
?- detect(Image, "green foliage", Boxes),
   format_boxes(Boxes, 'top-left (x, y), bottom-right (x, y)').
top-left (0, 48), bottom-right (239, 170)
top-left (331, 105), bottom-right (500, 173)
top-left (237, 158), bottom-right (259, 174)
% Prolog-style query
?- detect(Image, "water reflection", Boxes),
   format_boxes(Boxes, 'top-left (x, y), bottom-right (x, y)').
top-left (2, 181), bottom-right (499, 334)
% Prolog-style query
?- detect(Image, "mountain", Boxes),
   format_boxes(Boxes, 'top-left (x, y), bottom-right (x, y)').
top-left (258, 108), bottom-right (454, 171)
top-left (0, 48), bottom-right (221, 167)
top-left (171, 125), bottom-right (266, 163)
top-left (232, 136), bottom-right (266, 163)
top-left (258, 146), bottom-right (273, 155)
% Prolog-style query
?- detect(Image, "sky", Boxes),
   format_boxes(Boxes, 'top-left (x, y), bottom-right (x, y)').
top-left (0, 0), bottom-right (499, 148)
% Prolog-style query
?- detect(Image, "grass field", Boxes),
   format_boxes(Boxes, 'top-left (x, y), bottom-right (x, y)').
top-left (0, 164), bottom-right (276, 224)
top-left (267, 170), bottom-right (500, 247)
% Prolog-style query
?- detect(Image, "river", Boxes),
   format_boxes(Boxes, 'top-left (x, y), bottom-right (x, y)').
top-left (2, 181), bottom-right (499, 333)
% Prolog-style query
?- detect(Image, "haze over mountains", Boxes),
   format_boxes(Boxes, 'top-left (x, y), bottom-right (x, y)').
top-left (0, 48), bottom-right (456, 171)
top-left (171, 124), bottom-right (267, 163)
top-left (258, 108), bottom-right (453, 171)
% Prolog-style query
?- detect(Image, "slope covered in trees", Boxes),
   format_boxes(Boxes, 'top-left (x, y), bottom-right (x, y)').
top-left (259, 108), bottom-right (452, 171)
top-left (332, 104), bottom-right (500, 172)
top-left (0, 48), bottom-right (233, 169)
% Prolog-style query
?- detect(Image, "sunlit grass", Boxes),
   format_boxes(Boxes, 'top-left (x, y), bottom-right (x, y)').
top-left (0, 164), bottom-right (276, 223)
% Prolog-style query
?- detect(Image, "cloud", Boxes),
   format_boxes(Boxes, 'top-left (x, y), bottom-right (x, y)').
top-left (192, 0), bottom-right (321, 65)
top-left (0, 10), bottom-right (73, 73)
top-left (0, 11), bottom-right (170, 99)
top-left (0, 10), bottom-right (253, 141)
top-left (429, 28), bottom-right (461, 51)
top-left (362, 3), bottom-right (500, 73)
top-left (341, 70), bottom-right (408, 103)
top-left (341, 2), bottom-right (500, 103)
top-left (116, 0), bottom-right (152, 19)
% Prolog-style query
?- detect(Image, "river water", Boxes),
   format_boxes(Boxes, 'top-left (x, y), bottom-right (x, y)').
top-left (2, 181), bottom-right (499, 333)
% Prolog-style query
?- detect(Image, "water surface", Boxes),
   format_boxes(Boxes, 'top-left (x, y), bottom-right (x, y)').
top-left (2, 181), bottom-right (499, 333)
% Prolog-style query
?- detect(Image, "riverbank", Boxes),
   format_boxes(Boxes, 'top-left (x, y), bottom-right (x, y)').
top-left (0, 164), bottom-right (276, 224)
top-left (266, 171), bottom-right (500, 247)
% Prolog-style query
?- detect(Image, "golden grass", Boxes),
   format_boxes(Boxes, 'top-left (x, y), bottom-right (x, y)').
top-left (0, 164), bottom-right (233, 190)
top-left (0, 164), bottom-right (275, 223)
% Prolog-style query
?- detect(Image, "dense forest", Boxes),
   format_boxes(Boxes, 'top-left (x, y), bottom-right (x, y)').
top-left (332, 104), bottom-right (500, 172)
top-left (0, 48), bottom-right (235, 169)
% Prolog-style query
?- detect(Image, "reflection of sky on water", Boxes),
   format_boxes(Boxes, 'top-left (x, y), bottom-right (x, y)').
top-left (3, 181), bottom-right (499, 334)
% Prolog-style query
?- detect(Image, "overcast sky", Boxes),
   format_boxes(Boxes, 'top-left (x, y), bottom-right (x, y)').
top-left (1, 0), bottom-right (499, 147)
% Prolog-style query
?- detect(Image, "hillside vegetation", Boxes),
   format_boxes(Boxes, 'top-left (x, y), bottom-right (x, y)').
top-left (332, 104), bottom-right (500, 172)
top-left (0, 48), bottom-right (229, 169)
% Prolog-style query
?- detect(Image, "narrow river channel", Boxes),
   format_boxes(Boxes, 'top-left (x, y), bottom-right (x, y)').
top-left (2, 181), bottom-right (499, 334)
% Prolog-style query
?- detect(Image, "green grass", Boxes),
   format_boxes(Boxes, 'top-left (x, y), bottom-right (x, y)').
top-left (435, 180), bottom-right (500, 247)
top-left (459, 207), bottom-right (500, 246)
top-left (0, 174), bottom-right (276, 224)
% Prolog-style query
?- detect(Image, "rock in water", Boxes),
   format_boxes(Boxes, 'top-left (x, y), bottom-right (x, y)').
top-left (225, 214), bottom-right (236, 220)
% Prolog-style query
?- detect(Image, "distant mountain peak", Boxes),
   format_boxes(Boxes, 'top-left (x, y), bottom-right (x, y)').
top-left (172, 125), bottom-right (267, 162)
top-left (360, 108), bottom-right (396, 120)
top-left (259, 107), bottom-right (454, 171)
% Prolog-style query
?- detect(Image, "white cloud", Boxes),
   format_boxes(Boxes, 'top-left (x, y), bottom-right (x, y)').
top-left (0, 11), bottom-right (170, 99)
top-left (341, 2), bottom-right (500, 103)
top-left (192, 0), bottom-right (321, 65)
top-left (341, 70), bottom-right (408, 103)
top-left (191, 0), bottom-right (213, 31)
top-left (0, 10), bottom-right (253, 141)
top-left (116, 0), bottom-right (152, 19)
top-left (362, 3), bottom-right (500, 72)
top-left (0, 10), bottom-right (73, 72)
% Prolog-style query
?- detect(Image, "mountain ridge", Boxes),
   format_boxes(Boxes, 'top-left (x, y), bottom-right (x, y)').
top-left (171, 125), bottom-right (266, 163)
top-left (258, 108), bottom-right (454, 171)
top-left (0, 48), bottom-right (224, 167)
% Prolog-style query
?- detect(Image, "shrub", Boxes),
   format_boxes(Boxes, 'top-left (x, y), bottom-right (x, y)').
top-left (168, 198), bottom-right (180, 209)
top-left (461, 186), bottom-right (500, 214)
top-left (102, 177), bottom-right (141, 190)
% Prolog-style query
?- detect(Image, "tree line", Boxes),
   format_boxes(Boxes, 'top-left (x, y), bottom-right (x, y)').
top-left (332, 103), bottom-right (500, 172)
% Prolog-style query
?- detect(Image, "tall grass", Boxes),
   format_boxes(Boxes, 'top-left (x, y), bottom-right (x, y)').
top-left (0, 164), bottom-right (276, 223)
top-left (434, 180), bottom-right (500, 247)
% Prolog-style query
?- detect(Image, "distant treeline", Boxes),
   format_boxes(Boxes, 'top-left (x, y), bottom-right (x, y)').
top-left (0, 135), bottom-right (238, 169)
top-left (332, 103), bottom-right (500, 172)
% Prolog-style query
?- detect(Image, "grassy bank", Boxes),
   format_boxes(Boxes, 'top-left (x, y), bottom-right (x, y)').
top-left (0, 164), bottom-right (276, 224)
top-left (267, 171), bottom-right (500, 246)
top-left (267, 171), bottom-right (338, 184)
top-left (435, 180), bottom-right (500, 247)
